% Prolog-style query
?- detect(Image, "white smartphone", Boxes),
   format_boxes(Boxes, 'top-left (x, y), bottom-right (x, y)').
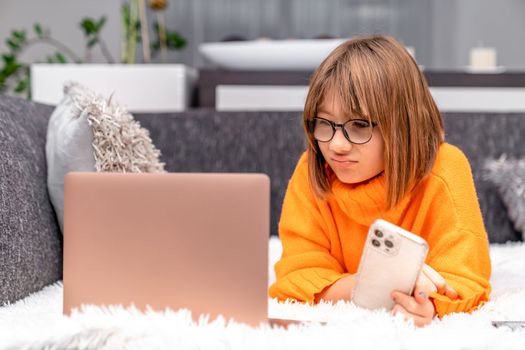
top-left (352, 219), bottom-right (429, 311)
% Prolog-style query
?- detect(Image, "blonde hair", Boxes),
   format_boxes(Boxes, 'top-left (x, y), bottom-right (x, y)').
top-left (304, 35), bottom-right (444, 210)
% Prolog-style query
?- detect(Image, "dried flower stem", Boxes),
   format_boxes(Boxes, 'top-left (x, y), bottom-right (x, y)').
top-left (156, 12), bottom-right (168, 63)
top-left (23, 36), bottom-right (82, 63)
top-left (138, 0), bottom-right (151, 63)
top-left (97, 36), bottom-right (115, 64)
top-left (124, 0), bottom-right (139, 64)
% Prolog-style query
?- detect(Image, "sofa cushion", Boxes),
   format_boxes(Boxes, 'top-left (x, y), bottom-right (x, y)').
top-left (46, 83), bottom-right (96, 233)
top-left (0, 95), bottom-right (62, 304)
top-left (46, 82), bottom-right (166, 233)
top-left (442, 113), bottom-right (525, 243)
top-left (484, 156), bottom-right (525, 240)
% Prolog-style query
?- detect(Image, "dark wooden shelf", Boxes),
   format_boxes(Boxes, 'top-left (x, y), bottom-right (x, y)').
top-left (198, 69), bottom-right (525, 108)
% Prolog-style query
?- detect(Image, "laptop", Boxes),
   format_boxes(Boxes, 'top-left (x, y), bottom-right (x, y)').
top-left (63, 172), bottom-right (270, 326)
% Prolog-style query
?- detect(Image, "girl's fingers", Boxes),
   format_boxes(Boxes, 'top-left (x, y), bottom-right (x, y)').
top-left (422, 264), bottom-right (447, 294)
top-left (445, 285), bottom-right (459, 300)
top-left (392, 290), bottom-right (433, 319)
top-left (413, 289), bottom-right (429, 304)
top-left (391, 303), bottom-right (432, 327)
top-left (415, 272), bottom-right (437, 297)
top-left (392, 291), bottom-right (419, 312)
top-left (422, 264), bottom-right (459, 300)
top-left (391, 303), bottom-right (411, 321)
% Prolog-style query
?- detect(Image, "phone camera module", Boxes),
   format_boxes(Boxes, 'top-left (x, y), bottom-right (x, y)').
top-left (374, 230), bottom-right (383, 238)
top-left (384, 240), bottom-right (394, 248)
top-left (371, 239), bottom-right (381, 247)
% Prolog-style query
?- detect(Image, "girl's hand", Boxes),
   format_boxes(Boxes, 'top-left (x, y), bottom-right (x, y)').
top-left (415, 264), bottom-right (458, 300)
top-left (391, 289), bottom-right (435, 327)
top-left (316, 274), bottom-right (357, 303)
top-left (390, 264), bottom-right (457, 327)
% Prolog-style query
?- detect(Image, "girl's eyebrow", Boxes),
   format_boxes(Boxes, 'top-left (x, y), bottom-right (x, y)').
top-left (317, 108), bottom-right (346, 117)
top-left (317, 110), bottom-right (363, 121)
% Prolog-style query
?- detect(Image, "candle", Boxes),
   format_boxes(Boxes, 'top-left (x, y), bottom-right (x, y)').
top-left (470, 47), bottom-right (497, 69)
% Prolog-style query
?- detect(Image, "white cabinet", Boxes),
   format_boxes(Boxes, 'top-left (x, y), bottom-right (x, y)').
top-left (31, 64), bottom-right (196, 112)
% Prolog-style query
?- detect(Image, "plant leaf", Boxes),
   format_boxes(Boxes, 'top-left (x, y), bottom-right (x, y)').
top-left (55, 52), bottom-right (67, 63)
top-left (87, 38), bottom-right (98, 48)
top-left (4, 61), bottom-right (20, 73)
top-left (122, 3), bottom-right (130, 25)
top-left (166, 30), bottom-right (187, 50)
top-left (153, 21), bottom-right (160, 33)
top-left (80, 18), bottom-right (97, 35)
top-left (14, 77), bottom-right (28, 93)
top-left (6, 38), bottom-right (20, 51)
top-left (96, 16), bottom-right (107, 32)
top-left (34, 23), bottom-right (43, 36)
top-left (4, 62), bottom-right (22, 76)
top-left (12, 30), bottom-right (25, 40)
top-left (2, 54), bottom-right (15, 64)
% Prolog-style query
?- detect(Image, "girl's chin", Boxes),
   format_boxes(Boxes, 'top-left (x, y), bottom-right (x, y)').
top-left (334, 170), bottom-right (383, 186)
top-left (334, 173), bottom-right (366, 185)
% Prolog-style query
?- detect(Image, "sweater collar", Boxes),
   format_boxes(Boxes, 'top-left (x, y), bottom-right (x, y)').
top-left (329, 172), bottom-right (412, 227)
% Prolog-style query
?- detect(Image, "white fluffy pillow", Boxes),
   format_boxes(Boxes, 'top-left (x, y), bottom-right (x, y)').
top-left (46, 82), bottom-right (165, 233)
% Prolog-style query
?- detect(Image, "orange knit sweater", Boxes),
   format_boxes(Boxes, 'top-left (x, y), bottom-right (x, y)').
top-left (269, 143), bottom-right (491, 317)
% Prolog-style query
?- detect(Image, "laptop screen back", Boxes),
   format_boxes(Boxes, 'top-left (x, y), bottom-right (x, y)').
top-left (63, 172), bottom-right (270, 326)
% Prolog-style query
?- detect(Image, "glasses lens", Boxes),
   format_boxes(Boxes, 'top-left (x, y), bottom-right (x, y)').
top-left (312, 118), bottom-right (334, 142)
top-left (344, 120), bottom-right (373, 144)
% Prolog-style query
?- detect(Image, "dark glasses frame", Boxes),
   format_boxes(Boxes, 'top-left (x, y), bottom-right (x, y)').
top-left (308, 116), bottom-right (377, 144)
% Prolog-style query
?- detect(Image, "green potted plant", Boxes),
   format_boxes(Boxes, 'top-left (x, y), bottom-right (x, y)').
top-left (0, 0), bottom-right (193, 112)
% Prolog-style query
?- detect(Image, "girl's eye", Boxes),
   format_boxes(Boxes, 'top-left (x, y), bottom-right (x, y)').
top-left (352, 120), bottom-right (370, 128)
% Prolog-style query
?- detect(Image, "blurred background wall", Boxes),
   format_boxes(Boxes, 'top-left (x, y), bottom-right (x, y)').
top-left (1, 0), bottom-right (524, 70)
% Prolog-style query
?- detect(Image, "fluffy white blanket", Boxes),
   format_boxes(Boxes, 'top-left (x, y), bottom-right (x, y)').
top-left (1, 238), bottom-right (525, 350)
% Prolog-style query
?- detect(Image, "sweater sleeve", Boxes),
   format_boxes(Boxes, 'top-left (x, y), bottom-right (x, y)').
top-left (424, 145), bottom-right (492, 317)
top-left (427, 230), bottom-right (491, 317)
top-left (268, 153), bottom-right (347, 303)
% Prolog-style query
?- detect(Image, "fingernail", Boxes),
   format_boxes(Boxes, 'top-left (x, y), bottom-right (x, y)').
top-left (419, 291), bottom-right (428, 299)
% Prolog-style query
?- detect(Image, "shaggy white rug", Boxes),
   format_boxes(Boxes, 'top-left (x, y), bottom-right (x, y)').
top-left (1, 238), bottom-right (525, 350)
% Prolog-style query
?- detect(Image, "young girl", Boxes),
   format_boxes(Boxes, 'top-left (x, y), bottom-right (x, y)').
top-left (269, 35), bottom-right (491, 327)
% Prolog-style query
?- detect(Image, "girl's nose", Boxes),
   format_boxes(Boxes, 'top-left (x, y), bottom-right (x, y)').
top-left (329, 128), bottom-right (352, 153)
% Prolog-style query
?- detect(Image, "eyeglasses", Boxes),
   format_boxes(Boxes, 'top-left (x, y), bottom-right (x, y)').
top-left (308, 116), bottom-right (377, 144)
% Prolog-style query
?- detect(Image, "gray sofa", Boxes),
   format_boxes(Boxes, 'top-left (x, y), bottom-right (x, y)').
top-left (1, 94), bottom-right (524, 306)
